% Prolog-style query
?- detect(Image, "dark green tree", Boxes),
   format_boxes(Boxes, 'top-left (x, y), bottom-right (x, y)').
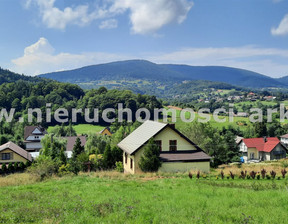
top-left (139, 138), bottom-right (162, 172)
top-left (103, 144), bottom-right (114, 169)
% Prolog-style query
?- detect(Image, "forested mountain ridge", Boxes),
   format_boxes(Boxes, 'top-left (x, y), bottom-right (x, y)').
top-left (0, 67), bottom-right (44, 85)
top-left (39, 60), bottom-right (286, 89)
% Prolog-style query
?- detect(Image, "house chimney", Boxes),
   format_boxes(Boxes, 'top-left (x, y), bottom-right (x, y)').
top-left (264, 136), bottom-right (267, 143)
top-left (169, 123), bottom-right (175, 129)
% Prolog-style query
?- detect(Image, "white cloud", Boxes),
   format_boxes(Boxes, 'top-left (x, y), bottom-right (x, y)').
top-left (12, 38), bottom-right (288, 78)
top-left (271, 14), bottom-right (288, 36)
top-left (25, 0), bottom-right (108, 30)
top-left (99, 19), bottom-right (118, 29)
top-left (25, 0), bottom-right (193, 34)
top-left (11, 38), bottom-right (131, 76)
top-left (147, 46), bottom-right (288, 77)
top-left (110, 0), bottom-right (193, 34)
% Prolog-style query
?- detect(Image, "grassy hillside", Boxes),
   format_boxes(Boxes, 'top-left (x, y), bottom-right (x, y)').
top-left (1, 173), bottom-right (288, 223)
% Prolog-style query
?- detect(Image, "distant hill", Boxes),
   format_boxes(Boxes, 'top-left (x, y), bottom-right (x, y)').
top-left (0, 67), bottom-right (44, 85)
top-left (39, 60), bottom-right (286, 89)
top-left (276, 76), bottom-right (288, 86)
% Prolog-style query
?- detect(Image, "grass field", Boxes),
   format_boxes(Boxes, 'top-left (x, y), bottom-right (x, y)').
top-left (48, 124), bottom-right (106, 135)
top-left (1, 172), bottom-right (288, 223)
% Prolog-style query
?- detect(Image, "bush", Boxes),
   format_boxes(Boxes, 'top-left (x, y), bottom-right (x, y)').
top-left (261, 169), bottom-right (267, 179)
top-left (229, 171), bottom-right (235, 180)
top-left (240, 170), bottom-right (247, 179)
top-left (281, 169), bottom-right (287, 178)
top-left (115, 161), bottom-right (124, 172)
top-left (19, 162), bottom-right (26, 171)
top-left (58, 164), bottom-right (71, 176)
top-left (8, 163), bottom-right (14, 173)
top-left (1, 164), bottom-right (7, 174)
top-left (28, 156), bottom-right (60, 181)
top-left (249, 171), bottom-right (256, 179)
top-left (220, 170), bottom-right (224, 179)
top-left (14, 162), bottom-right (19, 172)
top-left (270, 170), bottom-right (276, 179)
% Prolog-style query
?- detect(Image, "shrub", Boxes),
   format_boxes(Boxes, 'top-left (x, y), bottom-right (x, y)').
top-left (229, 171), bottom-right (235, 180)
top-left (240, 170), bottom-right (247, 179)
top-left (19, 162), bottom-right (25, 171)
top-left (266, 175), bottom-right (271, 180)
top-left (188, 172), bottom-right (193, 179)
top-left (220, 170), bottom-right (224, 179)
top-left (261, 169), bottom-right (267, 179)
top-left (247, 175), bottom-right (251, 179)
top-left (256, 174), bottom-right (260, 180)
top-left (8, 163), bottom-right (14, 173)
top-left (115, 161), bottom-right (124, 173)
top-left (281, 169), bottom-right (287, 178)
top-left (250, 171), bottom-right (256, 179)
top-left (58, 164), bottom-right (71, 176)
top-left (196, 171), bottom-right (200, 179)
top-left (270, 170), bottom-right (276, 179)
top-left (1, 164), bottom-right (7, 174)
top-left (28, 156), bottom-right (60, 181)
top-left (14, 162), bottom-right (19, 172)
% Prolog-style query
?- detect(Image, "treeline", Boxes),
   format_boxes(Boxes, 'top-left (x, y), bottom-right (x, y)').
top-left (0, 67), bottom-right (44, 85)
top-left (0, 79), bottom-right (162, 145)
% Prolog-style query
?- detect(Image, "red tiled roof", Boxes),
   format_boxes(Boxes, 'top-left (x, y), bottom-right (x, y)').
top-left (242, 137), bottom-right (280, 152)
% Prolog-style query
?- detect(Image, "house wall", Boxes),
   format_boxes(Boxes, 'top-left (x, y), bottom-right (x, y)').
top-left (100, 129), bottom-right (112, 136)
top-left (123, 152), bottom-right (137, 174)
top-left (247, 147), bottom-right (258, 160)
top-left (25, 142), bottom-right (42, 151)
top-left (281, 137), bottom-right (288, 145)
top-left (159, 161), bottom-right (210, 173)
top-left (154, 126), bottom-right (197, 151)
top-left (270, 144), bottom-right (286, 160)
top-left (26, 135), bottom-right (44, 141)
top-left (0, 149), bottom-right (28, 164)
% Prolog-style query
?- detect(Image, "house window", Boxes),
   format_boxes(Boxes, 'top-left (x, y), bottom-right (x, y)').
top-left (130, 158), bottom-right (133, 169)
top-left (169, 140), bottom-right (177, 151)
top-left (250, 152), bottom-right (254, 159)
top-left (125, 153), bottom-right (128, 164)
top-left (1, 153), bottom-right (12, 160)
top-left (154, 140), bottom-right (162, 151)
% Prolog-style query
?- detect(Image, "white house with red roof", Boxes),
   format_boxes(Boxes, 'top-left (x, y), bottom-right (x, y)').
top-left (238, 137), bottom-right (287, 163)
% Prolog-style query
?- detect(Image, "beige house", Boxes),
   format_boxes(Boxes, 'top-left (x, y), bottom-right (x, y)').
top-left (0, 141), bottom-right (32, 165)
top-left (117, 120), bottom-right (211, 174)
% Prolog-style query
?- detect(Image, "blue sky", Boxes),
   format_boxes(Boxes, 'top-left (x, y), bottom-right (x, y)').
top-left (1, 0), bottom-right (288, 77)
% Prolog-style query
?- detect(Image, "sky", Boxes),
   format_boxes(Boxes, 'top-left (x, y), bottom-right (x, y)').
top-left (0, 0), bottom-right (288, 78)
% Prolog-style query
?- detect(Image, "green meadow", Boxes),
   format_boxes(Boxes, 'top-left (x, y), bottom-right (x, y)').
top-left (1, 173), bottom-right (288, 223)
top-left (48, 124), bottom-right (106, 135)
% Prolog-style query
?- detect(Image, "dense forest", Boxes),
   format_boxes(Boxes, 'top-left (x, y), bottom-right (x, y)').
top-left (0, 68), bottom-right (162, 147)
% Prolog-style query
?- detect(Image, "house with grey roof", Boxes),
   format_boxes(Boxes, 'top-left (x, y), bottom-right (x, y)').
top-left (24, 126), bottom-right (47, 152)
top-left (117, 120), bottom-right (211, 174)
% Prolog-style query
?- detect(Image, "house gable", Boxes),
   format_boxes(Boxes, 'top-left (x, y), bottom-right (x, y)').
top-left (0, 142), bottom-right (32, 163)
top-left (153, 126), bottom-right (197, 152)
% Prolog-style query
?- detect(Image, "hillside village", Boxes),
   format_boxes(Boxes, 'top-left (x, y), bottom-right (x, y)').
top-left (1, 120), bottom-right (288, 175)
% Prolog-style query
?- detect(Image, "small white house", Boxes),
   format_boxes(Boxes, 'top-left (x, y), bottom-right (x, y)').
top-left (24, 126), bottom-right (47, 152)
